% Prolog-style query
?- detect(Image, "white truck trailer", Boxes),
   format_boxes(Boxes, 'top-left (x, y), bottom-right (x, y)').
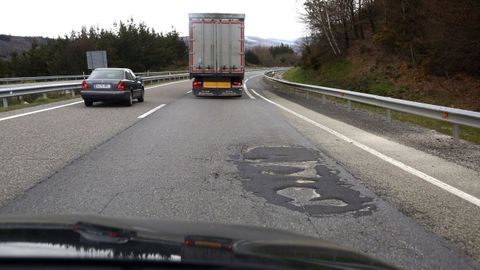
top-left (189, 13), bottom-right (245, 97)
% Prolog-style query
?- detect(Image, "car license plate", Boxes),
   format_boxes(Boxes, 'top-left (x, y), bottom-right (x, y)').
top-left (94, 84), bottom-right (111, 89)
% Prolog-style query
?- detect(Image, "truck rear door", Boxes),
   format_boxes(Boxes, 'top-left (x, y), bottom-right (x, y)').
top-left (216, 21), bottom-right (242, 72)
top-left (190, 18), bottom-right (244, 74)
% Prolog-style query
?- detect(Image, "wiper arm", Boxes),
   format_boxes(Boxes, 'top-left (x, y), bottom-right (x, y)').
top-left (72, 222), bottom-right (137, 244)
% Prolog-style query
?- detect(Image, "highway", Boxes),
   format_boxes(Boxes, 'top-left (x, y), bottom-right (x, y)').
top-left (0, 70), bottom-right (479, 270)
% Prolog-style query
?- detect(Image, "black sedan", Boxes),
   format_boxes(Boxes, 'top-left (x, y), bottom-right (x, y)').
top-left (80, 68), bottom-right (144, 107)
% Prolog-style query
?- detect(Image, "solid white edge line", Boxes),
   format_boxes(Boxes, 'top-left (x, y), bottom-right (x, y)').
top-left (0, 100), bottom-right (84, 122)
top-left (243, 79), bottom-right (255, 100)
top-left (249, 88), bottom-right (480, 208)
top-left (137, 104), bottom-right (166, 119)
top-left (244, 87), bottom-right (255, 100)
top-left (186, 90), bottom-right (192, 94)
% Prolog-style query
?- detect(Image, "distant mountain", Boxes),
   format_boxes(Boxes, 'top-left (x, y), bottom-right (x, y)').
top-left (0, 34), bottom-right (49, 59)
top-left (244, 36), bottom-right (297, 48)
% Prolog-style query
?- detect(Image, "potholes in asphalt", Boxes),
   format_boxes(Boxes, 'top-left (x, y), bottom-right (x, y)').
top-left (235, 146), bottom-right (376, 217)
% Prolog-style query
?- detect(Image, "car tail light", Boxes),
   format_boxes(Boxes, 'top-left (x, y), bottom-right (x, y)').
top-left (81, 80), bottom-right (88, 89)
top-left (193, 81), bottom-right (202, 88)
top-left (232, 81), bottom-right (242, 86)
top-left (116, 80), bottom-right (126, 90)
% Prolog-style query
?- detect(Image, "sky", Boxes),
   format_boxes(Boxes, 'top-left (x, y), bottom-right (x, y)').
top-left (0, 0), bottom-right (306, 41)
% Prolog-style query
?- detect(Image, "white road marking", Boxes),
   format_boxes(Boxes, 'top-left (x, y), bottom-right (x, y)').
top-left (250, 89), bottom-right (480, 208)
top-left (0, 101), bottom-right (84, 123)
top-left (186, 90), bottom-right (192, 94)
top-left (0, 80), bottom-right (189, 123)
top-left (243, 79), bottom-right (256, 100)
top-left (144, 79), bottom-right (189, 90)
top-left (244, 87), bottom-right (256, 100)
top-left (137, 104), bottom-right (166, 119)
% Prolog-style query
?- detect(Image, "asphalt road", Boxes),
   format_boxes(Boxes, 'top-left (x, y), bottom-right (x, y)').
top-left (0, 71), bottom-right (479, 270)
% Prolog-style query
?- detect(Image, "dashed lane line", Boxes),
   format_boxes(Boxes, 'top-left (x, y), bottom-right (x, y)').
top-left (137, 104), bottom-right (166, 119)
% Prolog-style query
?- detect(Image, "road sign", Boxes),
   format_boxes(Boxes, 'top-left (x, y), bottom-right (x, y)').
top-left (86, 51), bottom-right (108, 70)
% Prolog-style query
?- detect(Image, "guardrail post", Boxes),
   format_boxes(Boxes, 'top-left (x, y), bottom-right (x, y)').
top-left (322, 94), bottom-right (326, 104)
top-left (386, 109), bottom-right (392, 122)
top-left (306, 90), bottom-right (309, 99)
top-left (2, 97), bottom-right (7, 108)
top-left (42, 93), bottom-right (47, 99)
top-left (347, 100), bottom-right (352, 111)
top-left (452, 124), bottom-right (460, 142)
top-left (70, 89), bottom-right (75, 97)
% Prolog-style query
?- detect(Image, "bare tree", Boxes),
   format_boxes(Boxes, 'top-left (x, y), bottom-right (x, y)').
top-left (303, 0), bottom-right (342, 56)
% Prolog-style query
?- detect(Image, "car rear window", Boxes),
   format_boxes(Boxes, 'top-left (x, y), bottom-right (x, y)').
top-left (88, 70), bottom-right (125, 79)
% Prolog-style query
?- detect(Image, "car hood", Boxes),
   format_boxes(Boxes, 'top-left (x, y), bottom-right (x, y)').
top-left (0, 215), bottom-right (397, 269)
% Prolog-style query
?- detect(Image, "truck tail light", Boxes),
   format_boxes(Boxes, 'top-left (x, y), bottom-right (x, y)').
top-left (81, 80), bottom-right (88, 89)
top-left (193, 81), bottom-right (202, 88)
top-left (232, 81), bottom-right (242, 86)
top-left (116, 80), bottom-right (126, 90)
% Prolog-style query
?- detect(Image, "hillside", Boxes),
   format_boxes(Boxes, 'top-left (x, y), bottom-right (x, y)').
top-left (284, 39), bottom-right (480, 112)
top-left (0, 35), bottom-right (49, 59)
top-left (288, 0), bottom-right (480, 112)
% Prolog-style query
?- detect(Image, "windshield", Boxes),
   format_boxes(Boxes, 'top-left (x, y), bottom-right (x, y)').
top-left (0, 1), bottom-right (479, 270)
top-left (88, 70), bottom-right (124, 80)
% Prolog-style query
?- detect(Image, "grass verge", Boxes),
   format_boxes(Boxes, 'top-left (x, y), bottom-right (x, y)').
top-left (0, 92), bottom-right (79, 113)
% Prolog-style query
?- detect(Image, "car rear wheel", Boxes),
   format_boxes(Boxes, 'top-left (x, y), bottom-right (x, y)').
top-left (126, 92), bottom-right (133, 106)
top-left (84, 100), bottom-right (93, 107)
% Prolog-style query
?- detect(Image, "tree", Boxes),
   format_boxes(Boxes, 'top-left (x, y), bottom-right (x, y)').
top-left (269, 43), bottom-right (294, 58)
top-left (0, 58), bottom-right (7, 77)
top-left (245, 50), bottom-right (260, 65)
top-left (1, 19), bottom-right (188, 76)
top-left (300, 0), bottom-right (480, 76)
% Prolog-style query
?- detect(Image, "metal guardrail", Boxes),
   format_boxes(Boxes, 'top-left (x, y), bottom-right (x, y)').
top-left (0, 73), bottom-right (190, 108)
top-left (0, 75), bottom-right (86, 84)
top-left (0, 68), bottom-right (272, 85)
top-left (0, 70), bottom-right (189, 85)
top-left (264, 71), bottom-right (480, 142)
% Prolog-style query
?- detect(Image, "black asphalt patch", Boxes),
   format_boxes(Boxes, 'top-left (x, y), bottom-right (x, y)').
top-left (236, 146), bottom-right (376, 216)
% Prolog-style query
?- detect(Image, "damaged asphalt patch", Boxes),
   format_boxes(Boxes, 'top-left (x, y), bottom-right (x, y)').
top-left (235, 146), bottom-right (376, 217)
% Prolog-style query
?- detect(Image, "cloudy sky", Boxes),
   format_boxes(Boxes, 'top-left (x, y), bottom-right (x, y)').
top-left (0, 0), bottom-right (306, 40)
